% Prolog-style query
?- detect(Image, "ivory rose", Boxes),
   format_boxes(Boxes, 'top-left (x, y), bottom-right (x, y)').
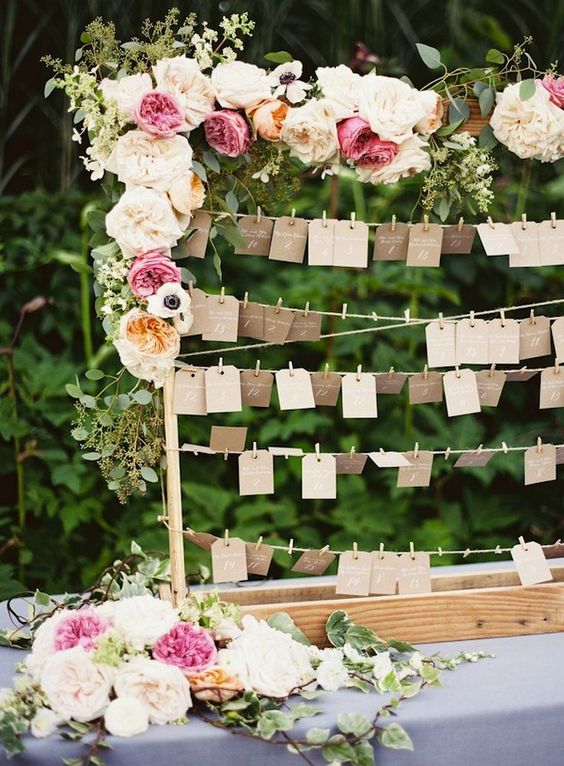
top-left (113, 311), bottom-right (181, 388)
top-left (249, 100), bottom-right (289, 141)
top-left (40, 646), bottom-right (113, 722)
top-left (25, 609), bottom-right (74, 679)
top-left (415, 90), bottom-right (444, 134)
top-left (541, 75), bottom-right (564, 109)
top-left (109, 595), bottom-right (179, 650)
top-left (100, 73), bottom-right (152, 120)
top-left (153, 56), bottom-right (216, 130)
top-left (134, 90), bottom-right (185, 138)
top-left (211, 61), bottom-right (271, 110)
top-left (127, 250), bottom-right (181, 298)
top-left (105, 131), bottom-right (193, 192)
top-left (189, 667), bottom-right (243, 703)
top-left (358, 74), bottom-right (427, 142)
top-left (355, 134), bottom-right (430, 184)
top-left (104, 696), bottom-right (150, 737)
top-left (105, 188), bottom-right (184, 259)
top-left (315, 65), bottom-right (362, 120)
top-left (168, 171), bottom-right (206, 215)
top-left (337, 117), bottom-right (398, 168)
top-left (281, 99), bottom-right (339, 165)
top-left (204, 110), bottom-right (252, 157)
top-left (114, 657), bottom-right (192, 725)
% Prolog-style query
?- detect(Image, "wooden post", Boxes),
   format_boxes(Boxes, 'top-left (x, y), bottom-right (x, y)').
top-left (163, 369), bottom-right (187, 605)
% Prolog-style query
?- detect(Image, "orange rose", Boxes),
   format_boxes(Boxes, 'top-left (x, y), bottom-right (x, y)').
top-left (168, 171), bottom-right (206, 216)
top-left (189, 667), bottom-right (243, 703)
top-left (125, 312), bottom-right (179, 355)
top-left (114, 309), bottom-right (180, 387)
top-left (249, 99), bottom-right (289, 142)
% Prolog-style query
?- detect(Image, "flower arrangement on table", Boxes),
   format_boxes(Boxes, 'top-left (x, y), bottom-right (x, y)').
top-left (0, 544), bottom-right (488, 764)
top-left (42, 10), bottom-right (563, 501)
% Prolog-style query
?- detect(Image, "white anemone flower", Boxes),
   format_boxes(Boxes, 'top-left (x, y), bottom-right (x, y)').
top-left (267, 60), bottom-right (311, 104)
top-left (146, 282), bottom-right (192, 319)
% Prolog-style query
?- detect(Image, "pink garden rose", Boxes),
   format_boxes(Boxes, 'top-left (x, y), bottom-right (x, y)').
top-left (204, 109), bottom-right (252, 157)
top-left (134, 90), bottom-right (184, 138)
top-left (541, 75), bottom-right (564, 109)
top-left (54, 609), bottom-right (109, 652)
top-left (153, 622), bottom-right (217, 675)
top-left (127, 250), bottom-right (181, 298)
top-left (337, 116), bottom-right (398, 169)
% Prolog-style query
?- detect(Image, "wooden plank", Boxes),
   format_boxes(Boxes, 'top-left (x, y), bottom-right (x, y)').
top-left (163, 369), bottom-right (187, 606)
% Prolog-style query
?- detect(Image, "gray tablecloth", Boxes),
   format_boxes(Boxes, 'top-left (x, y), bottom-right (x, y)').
top-left (2, 564), bottom-right (563, 765)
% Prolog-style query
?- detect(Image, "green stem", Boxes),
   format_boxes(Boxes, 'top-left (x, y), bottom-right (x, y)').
top-left (7, 354), bottom-right (25, 581)
top-left (80, 221), bottom-right (94, 366)
top-left (514, 160), bottom-right (532, 219)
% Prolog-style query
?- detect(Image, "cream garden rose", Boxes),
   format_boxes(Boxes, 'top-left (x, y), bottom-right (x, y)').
top-left (105, 187), bottom-right (184, 258)
top-left (100, 73), bottom-right (152, 120)
top-left (355, 134), bottom-right (431, 184)
top-left (114, 657), bottom-right (192, 725)
top-left (153, 56), bottom-right (216, 131)
top-left (415, 90), bottom-right (444, 135)
top-left (211, 61), bottom-right (272, 111)
top-left (168, 170), bottom-right (206, 215)
top-left (105, 131), bottom-right (193, 192)
top-left (358, 74), bottom-right (427, 143)
top-left (104, 696), bottom-right (150, 737)
top-left (315, 65), bottom-right (362, 120)
top-left (24, 609), bottom-right (74, 680)
top-left (108, 594), bottom-right (179, 649)
top-left (281, 99), bottom-right (339, 165)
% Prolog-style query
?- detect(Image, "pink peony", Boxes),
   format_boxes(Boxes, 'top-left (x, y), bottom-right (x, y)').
top-left (127, 250), bottom-right (181, 298)
top-left (53, 609), bottom-right (109, 652)
top-left (153, 622), bottom-right (217, 675)
top-left (204, 109), bottom-right (253, 157)
top-left (134, 90), bottom-right (184, 138)
top-left (337, 116), bottom-right (398, 169)
top-left (541, 75), bottom-right (564, 109)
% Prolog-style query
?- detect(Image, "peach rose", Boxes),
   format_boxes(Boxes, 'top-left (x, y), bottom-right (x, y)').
top-left (415, 91), bottom-right (444, 135)
top-left (168, 171), bottom-right (206, 216)
top-left (113, 309), bottom-right (180, 387)
top-left (188, 667), bottom-right (243, 703)
top-left (249, 100), bottom-right (289, 141)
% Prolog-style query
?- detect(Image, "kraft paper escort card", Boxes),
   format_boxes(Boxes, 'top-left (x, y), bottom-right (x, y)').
top-left (425, 321), bottom-right (457, 368)
top-left (202, 294), bottom-right (240, 342)
top-left (238, 450), bottom-right (274, 496)
top-left (292, 548), bottom-right (335, 575)
top-left (204, 365), bottom-right (242, 413)
top-left (539, 218), bottom-right (564, 266)
top-left (477, 222), bottom-right (519, 256)
top-left (406, 223), bottom-right (444, 267)
top-left (508, 222), bottom-right (541, 267)
top-left (336, 551), bottom-right (372, 596)
top-left (397, 552), bottom-right (432, 595)
top-left (524, 444), bottom-right (556, 485)
top-left (234, 215), bottom-right (274, 256)
top-left (238, 301), bottom-right (265, 340)
top-left (476, 370), bottom-right (507, 407)
top-left (519, 315), bottom-right (551, 359)
top-left (373, 222), bottom-right (409, 261)
top-left (263, 306), bottom-right (295, 342)
top-left (180, 444), bottom-right (214, 455)
top-left (369, 551), bottom-right (398, 595)
top-left (369, 451), bottom-right (412, 468)
top-left (511, 541), bottom-right (553, 586)
top-left (441, 224), bottom-right (476, 254)
top-left (275, 367), bottom-right (315, 410)
top-left (269, 216), bottom-right (308, 263)
top-left (374, 372), bottom-right (407, 394)
top-left (240, 370), bottom-right (274, 408)
top-left (286, 310), bottom-right (322, 342)
top-left (183, 288), bottom-right (211, 336)
top-left (408, 371), bottom-right (444, 404)
top-left (302, 453), bottom-right (337, 499)
top-left (488, 319), bottom-right (520, 364)
top-left (539, 367), bottom-right (564, 409)
top-left (557, 445), bottom-right (564, 465)
top-left (552, 317), bottom-right (564, 360)
top-left (183, 210), bottom-right (212, 259)
top-left (335, 452), bottom-right (368, 474)
top-left (209, 426), bottom-right (247, 453)
top-left (504, 369), bottom-right (539, 382)
top-left (245, 542), bottom-right (274, 576)
top-left (397, 451), bottom-right (434, 487)
top-left (333, 220), bottom-right (369, 268)
top-left (455, 318), bottom-right (489, 365)
top-left (310, 371), bottom-right (341, 406)
top-left (308, 218), bottom-right (336, 265)
top-left (211, 537), bottom-right (248, 583)
top-left (443, 369), bottom-right (481, 417)
top-left (173, 368), bottom-right (207, 415)
top-left (341, 372), bottom-right (378, 418)
top-left (184, 530), bottom-right (219, 550)
top-left (454, 449), bottom-right (494, 468)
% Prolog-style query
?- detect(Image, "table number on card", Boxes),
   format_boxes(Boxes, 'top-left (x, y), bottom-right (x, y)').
top-left (406, 223), bottom-right (444, 267)
top-left (552, 318), bottom-right (564, 360)
top-left (269, 216), bottom-right (308, 263)
top-left (336, 551), bottom-right (372, 596)
top-left (211, 537), bottom-right (248, 583)
top-left (476, 370), bottom-right (507, 407)
top-left (292, 548), bottom-right (336, 575)
top-left (341, 372), bottom-right (378, 418)
top-left (204, 365), bottom-right (242, 413)
top-left (310, 371), bottom-right (341, 407)
top-left (238, 450), bottom-right (274, 496)
top-left (263, 306), bottom-right (295, 342)
top-left (508, 221), bottom-right (541, 267)
top-left (173, 368), bottom-right (207, 415)
top-left (477, 221), bottom-right (519, 256)
top-left (335, 452), bottom-right (368, 474)
top-left (286, 310), bottom-right (322, 342)
top-left (275, 367), bottom-right (315, 410)
top-left (373, 222), bottom-right (409, 261)
top-left (441, 223), bottom-right (476, 254)
top-left (454, 449), bottom-right (494, 468)
top-left (245, 542), bottom-right (274, 577)
top-left (539, 367), bottom-right (564, 409)
top-left (238, 302), bottom-right (265, 340)
top-left (202, 294), bottom-right (240, 342)
top-left (408, 371), bottom-right (443, 404)
top-left (397, 552), bottom-right (432, 595)
top-left (520, 315), bottom-right (551, 359)
top-left (456, 318), bottom-right (489, 365)
top-left (240, 370), bottom-right (274, 408)
top-left (234, 215), bottom-right (274, 256)
top-left (488, 319), bottom-right (520, 364)
top-left (425, 321), bottom-right (457, 368)
top-left (511, 540), bottom-right (553, 586)
top-left (397, 451), bottom-right (434, 487)
top-left (374, 372), bottom-right (407, 395)
top-left (369, 551), bottom-right (398, 595)
top-left (333, 220), bottom-right (369, 268)
top-left (183, 288), bottom-right (211, 337)
top-left (182, 210), bottom-right (212, 259)
top-left (302, 453), bottom-right (337, 499)
top-left (443, 369), bottom-right (481, 417)
top-left (308, 218), bottom-right (336, 265)
top-left (524, 443), bottom-right (556, 485)
top-left (539, 218), bottom-right (564, 266)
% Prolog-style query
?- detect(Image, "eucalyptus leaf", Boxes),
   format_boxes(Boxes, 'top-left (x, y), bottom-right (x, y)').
top-left (519, 79), bottom-right (536, 100)
top-left (65, 384), bottom-right (82, 398)
top-left (44, 77), bottom-right (56, 98)
top-left (415, 43), bottom-right (442, 70)
top-left (79, 394), bottom-right (97, 409)
top-left (191, 160), bottom-right (207, 182)
top-left (478, 87), bottom-right (495, 117)
top-left (132, 389), bottom-right (153, 405)
top-left (486, 48), bottom-right (505, 64)
top-left (264, 51), bottom-right (293, 64)
top-left (140, 466), bottom-right (159, 483)
top-left (203, 150), bottom-right (221, 173)
top-left (85, 369), bottom-right (104, 380)
top-left (479, 124), bottom-right (498, 150)
top-left (82, 452), bottom-right (101, 461)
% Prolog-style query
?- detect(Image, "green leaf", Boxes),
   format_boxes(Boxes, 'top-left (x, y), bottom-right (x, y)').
top-left (115, 394), bottom-right (131, 410)
top-left (87, 210), bottom-right (106, 233)
top-left (348, 677), bottom-right (371, 693)
top-left (486, 48), bottom-right (505, 65)
top-left (65, 383), bottom-right (82, 398)
top-left (121, 41), bottom-right (141, 50)
top-left (478, 124), bottom-right (498, 150)
top-left (203, 150), bottom-right (221, 173)
top-left (325, 610), bottom-right (352, 647)
top-left (71, 427), bottom-right (89, 441)
top-left (79, 394), bottom-right (97, 409)
top-left (354, 740), bottom-right (375, 766)
top-left (191, 160), bottom-right (207, 182)
top-left (80, 32), bottom-right (91, 44)
top-left (478, 87), bottom-right (495, 117)
top-left (321, 737), bottom-right (356, 762)
top-left (225, 190), bottom-right (239, 215)
top-left (377, 723), bottom-right (414, 751)
top-left (44, 77), bottom-right (56, 98)
top-left (264, 51), bottom-right (293, 64)
top-left (415, 43), bottom-right (442, 70)
top-left (34, 590), bottom-right (51, 607)
top-left (519, 79), bottom-right (536, 100)
top-left (345, 625), bottom-right (387, 652)
top-left (218, 223), bottom-right (246, 250)
top-left (306, 727), bottom-right (330, 744)
top-left (132, 389), bottom-right (153, 405)
top-left (387, 638), bottom-right (416, 653)
top-left (140, 466), bottom-right (159, 483)
top-left (437, 196), bottom-right (451, 222)
top-left (82, 452), bottom-right (101, 461)
top-left (337, 712), bottom-right (371, 737)
top-left (448, 99), bottom-right (470, 124)
top-left (85, 369), bottom-right (104, 380)
top-left (267, 612), bottom-right (311, 645)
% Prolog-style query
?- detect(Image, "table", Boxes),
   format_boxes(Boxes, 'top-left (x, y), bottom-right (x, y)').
top-left (2, 563), bottom-right (564, 765)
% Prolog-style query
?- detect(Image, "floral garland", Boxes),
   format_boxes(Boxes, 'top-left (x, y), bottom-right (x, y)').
top-left (43, 11), bottom-right (563, 500)
top-left (0, 543), bottom-right (489, 764)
